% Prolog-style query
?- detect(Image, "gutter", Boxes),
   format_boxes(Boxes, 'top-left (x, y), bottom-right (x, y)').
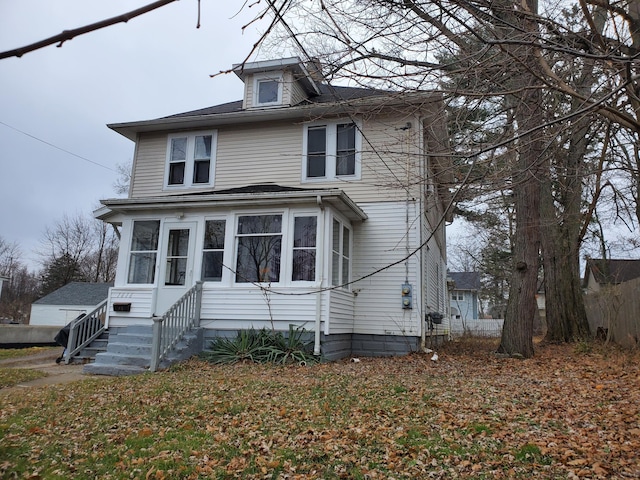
top-left (314, 195), bottom-right (325, 356)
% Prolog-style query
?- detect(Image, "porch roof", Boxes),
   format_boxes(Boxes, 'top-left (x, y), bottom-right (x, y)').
top-left (95, 184), bottom-right (368, 223)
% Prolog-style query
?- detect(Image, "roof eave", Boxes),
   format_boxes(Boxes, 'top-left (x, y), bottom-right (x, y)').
top-left (107, 92), bottom-right (441, 141)
top-left (97, 189), bottom-right (368, 222)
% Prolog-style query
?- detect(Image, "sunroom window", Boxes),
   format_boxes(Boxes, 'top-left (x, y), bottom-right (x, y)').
top-left (235, 215), bottom-right (282, 283)
top-left (202, 220), bottom-right (226, 282)
top-left (331, 219), bottom-right (351, 289)
top-left (292, 216), bottom-right (317, 281)
top-left (128, 220), bottom-right (160, 284)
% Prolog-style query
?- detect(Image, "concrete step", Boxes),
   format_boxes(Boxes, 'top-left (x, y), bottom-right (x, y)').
top-left (84, 363), bottom-right (148, 376)
top-left (106, 342), bottom-right (152, 356)
top-left (93, 351), bottom-right (150, 367)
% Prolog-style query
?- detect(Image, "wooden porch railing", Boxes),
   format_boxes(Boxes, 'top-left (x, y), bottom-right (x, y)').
top-left (63, 299), bottom-right (108, 364)
top-left (150, 281), bottom-right (203, 372)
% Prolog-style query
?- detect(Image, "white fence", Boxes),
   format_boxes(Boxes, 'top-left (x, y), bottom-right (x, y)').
top-left (450, 318), bottom-right (504, 337)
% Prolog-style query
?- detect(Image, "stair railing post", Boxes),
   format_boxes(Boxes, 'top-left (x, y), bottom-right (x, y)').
top-left (194, 281), bottom-right (203, 327)
top-left (150, 315), bottom-right (163, 372)
top-left (64, 321), bottom-right (78, 364)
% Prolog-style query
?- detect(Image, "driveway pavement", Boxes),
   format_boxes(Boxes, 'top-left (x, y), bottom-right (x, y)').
top-left (0, 349), bottom-right (94, 395)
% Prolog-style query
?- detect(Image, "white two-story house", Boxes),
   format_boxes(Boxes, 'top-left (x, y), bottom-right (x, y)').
top-left (85, 57), bottom-right (452, 373)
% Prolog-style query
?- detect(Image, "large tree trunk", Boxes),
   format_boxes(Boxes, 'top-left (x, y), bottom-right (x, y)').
top-left (541, 111), bottom-right (592, 342)
top-left (497, 0), bottom-right (543, 358)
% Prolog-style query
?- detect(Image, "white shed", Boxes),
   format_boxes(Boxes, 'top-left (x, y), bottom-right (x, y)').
top-left (30, 282), bottom-right (112, 327)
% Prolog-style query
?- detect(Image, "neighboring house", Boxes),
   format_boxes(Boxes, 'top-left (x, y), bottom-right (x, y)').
top-left (30, 282), bottom-right (113, 327)
top-left (94, 56), bottom-right (453, 363)
top-left (583, 258), bottom-right (640, 293)
top-left (448, 272), bottom-right (481, 322)
top-left (0, 275), bottom-right (7, 298)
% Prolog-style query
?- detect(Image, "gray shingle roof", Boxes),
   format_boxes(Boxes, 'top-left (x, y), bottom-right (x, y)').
top-left (584, 259), bottom-right (640, 286)
top-left (34, 282), bottom-right (113, 306)
top-left (161, 84), bottom-right (390, 119)
top-left (449, 272), bottom-right (481, 291)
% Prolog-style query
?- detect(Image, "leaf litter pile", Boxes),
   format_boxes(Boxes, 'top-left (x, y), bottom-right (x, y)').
top-left (1, 339), bottom-right (639, 479)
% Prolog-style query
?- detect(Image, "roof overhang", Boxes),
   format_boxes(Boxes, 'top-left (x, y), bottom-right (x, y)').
top-left (107, 91), bottom-right (442, 141)
top-left (95, 188), bottom-right (368, 223)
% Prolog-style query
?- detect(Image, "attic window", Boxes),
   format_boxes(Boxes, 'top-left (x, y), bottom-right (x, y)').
top-left (254, 74), bottom-right (283, 107)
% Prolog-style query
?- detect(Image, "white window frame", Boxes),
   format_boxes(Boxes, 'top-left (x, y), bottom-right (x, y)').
top-left (164, 130), bottom-right (217, 189)
top-left (302, 119), bottom-right (362, 182)
top-left (234, 212), bottom-right (285, 284)
top-left (289, 213), bottom-right (318, 283)
top-left (201, 218), bottom-right (227, 283)
top-left (127, 219), bottom-right (160, 285)
top-left (331, 216), bottom-right (352, 290)
top-left (253, 74), bottom-right (284, 107)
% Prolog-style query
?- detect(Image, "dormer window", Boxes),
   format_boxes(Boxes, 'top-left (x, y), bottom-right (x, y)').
top-left (254, 74), bottom-right (283, 107)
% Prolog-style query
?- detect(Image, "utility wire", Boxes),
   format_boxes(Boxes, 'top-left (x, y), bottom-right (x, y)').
top-left (0, 120), bottom-right (117, 173)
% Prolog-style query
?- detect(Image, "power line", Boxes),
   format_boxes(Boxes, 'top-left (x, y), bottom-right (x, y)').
top-left (0, 120), bottom-right (117, 173)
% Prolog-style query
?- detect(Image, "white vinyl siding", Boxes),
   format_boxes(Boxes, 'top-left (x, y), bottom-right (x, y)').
top-left (352, 201), bottom-right (422, 336)
top-left (128, 115), bottom-right (423, 205)
top-left (327, 289), bottom-right (355, 334)
top-left (199, 287), bottom-right (318, 330)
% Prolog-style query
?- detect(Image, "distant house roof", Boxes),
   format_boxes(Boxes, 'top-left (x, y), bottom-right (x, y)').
top-left (449, 272), bottom-right (481, 291)
top-left (34, 282), bottom-right (113, 306)
top-left (162, 84), bottom-right (390, 119)
top-left (584, 259), bottom-right (640, 286)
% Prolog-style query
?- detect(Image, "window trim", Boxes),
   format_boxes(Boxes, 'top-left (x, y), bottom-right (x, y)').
top-left (253, 73), bottom-right (284, 107)
top-left (302, 119), bottom-right (362, 182)
top-left (127, 219), bottom-right (160, 285)
top-left (290, 214), bottom-right (318, 283)
top-left (234, 213), bottom-right (284, 284)
top-left (201, 218), bottom-right (227, 283)
top-left (164, 131), bottom-right (217, 190)
top-left (330, 216), bottom-right (352, 290)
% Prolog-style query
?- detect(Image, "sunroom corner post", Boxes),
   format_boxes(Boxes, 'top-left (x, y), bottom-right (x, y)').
top-left (194, 281), bottom-right (203, 327)
top-left (150, 316), bottom-right (163, 372)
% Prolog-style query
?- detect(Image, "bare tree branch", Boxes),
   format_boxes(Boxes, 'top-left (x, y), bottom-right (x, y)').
top-left (0, 0), bottom-right (179, 60)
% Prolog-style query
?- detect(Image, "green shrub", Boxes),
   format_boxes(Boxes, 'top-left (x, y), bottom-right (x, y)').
top-left (201, 326), bottom-right (318, 365)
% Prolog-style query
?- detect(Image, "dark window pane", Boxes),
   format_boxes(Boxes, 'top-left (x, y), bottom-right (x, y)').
top-left (194, 135), bottom-right (212, 159)
top-left (293, 250), bottom-right (316, 281)
top-left (337, 123), bottom-right (356, 176)
top-left (165, 258), bottom-right (187, 285)
top-left (169, 162), bottom-right (185, 185)
top-left (236, 236), bottom-right (281, 283)
top-left (307, 127), bottom-right (326, 177)
top-left (343, 227), bottom-right (350, 258)
top-left (170, 137), bottom-right (187, 161)
top-left (167, 229), bottom-right (189, 256)
top-left (193, 160), bottom-right (210, 184)
top-left (336, 152), bottom-right (355, 176)
top-left (258, 79), bottom-right (280, 104)
top-left (294, 217), bottom-right (317, 247)
top-left (204, 220), bottom-right (225, 249)
top-left (237, 215), bottom-right (282, 234)
top-left (131, 221), bottom-right (160, 251)
top-left (332, 252), bottom-right (340, 286)
top-left (202, 251), bottom-right (224, 281)
top-left (128, 252), bottom-right (157, 284)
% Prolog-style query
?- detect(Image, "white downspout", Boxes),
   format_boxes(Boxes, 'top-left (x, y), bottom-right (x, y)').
top-left (314, 195), bottom-right (325, 356)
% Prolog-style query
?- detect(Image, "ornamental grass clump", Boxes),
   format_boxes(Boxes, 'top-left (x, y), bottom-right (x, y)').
top-left (201, 325), bottom-right (318, 365)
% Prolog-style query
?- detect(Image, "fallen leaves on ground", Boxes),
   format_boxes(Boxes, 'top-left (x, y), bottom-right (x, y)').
top-left (1, 338), bottom-right (639, 479)
top-left (0, 368), bottom-right (47, 388)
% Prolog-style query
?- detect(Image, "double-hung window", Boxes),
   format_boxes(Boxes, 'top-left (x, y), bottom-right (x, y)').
top-left (303, 120), bottom-right (361, 181)
top-left (235, 215), bottom-right (282, 283)
top-left (292, 216), bottom-right (317, 282)
top-left (128, 220), bottom-right (160, 284)
top-left (202, 220), bottom-right (226, 282)
top-left (166, 131), bottom-right (216, 188)
top-left (331, 218), bottom-right (351, 289)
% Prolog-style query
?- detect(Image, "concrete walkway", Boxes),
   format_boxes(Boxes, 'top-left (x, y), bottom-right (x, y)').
top-left (0, 349), bottom-right (95, 395)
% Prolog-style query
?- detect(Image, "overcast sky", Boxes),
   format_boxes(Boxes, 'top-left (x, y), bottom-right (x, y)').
top-left (0, 1), bottom-right (265, 270)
